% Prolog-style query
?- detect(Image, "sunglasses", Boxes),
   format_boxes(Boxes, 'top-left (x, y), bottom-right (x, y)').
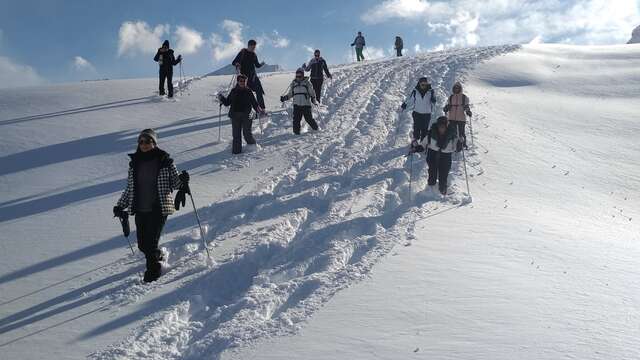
top-left (420, 83), bottom-right (429, 87)
top-left (138, 138), bottom-right (153, 145)
top-left (314, 54), bottom-right (320, 57)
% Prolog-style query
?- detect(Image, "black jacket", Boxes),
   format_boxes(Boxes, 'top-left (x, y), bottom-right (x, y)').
top-left (154, 48), bottom-right (181, 70)
top-left (304, 57), bottom-right (331, 80)
top-left (219, 86), bottom-right (260, 113)
top-left (232, 49), bottom-right (263, 78)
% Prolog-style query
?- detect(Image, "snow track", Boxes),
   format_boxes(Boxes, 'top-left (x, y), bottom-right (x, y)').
top-left (79, 46), bottom-right (519, 359)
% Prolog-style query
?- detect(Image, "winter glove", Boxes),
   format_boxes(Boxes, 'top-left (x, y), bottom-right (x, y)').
top-left (179, 171), bottom-right (191, 195)
top-left (328, 75), bottom-right (332, 79)
top-left (174, 189), bottom-right (187, 211)
top-left (280, 95), bottom-right (288, 103)
top-left (400, 103), bottom-right (407, 110)
top-left (456, 140), bottom-right (464, 153)
top-left (443, 105), bottom-right (451, 113)
top-left (177, 55), bottom-right (182, 61)
top-left (260, 61), bottom-right (266, 66)
top-left (217, 94), bottom-right (225, 102)
top-left (466, 110), bottom-right (473, 117)
top-left (113, 206), bottom-right (126, 218)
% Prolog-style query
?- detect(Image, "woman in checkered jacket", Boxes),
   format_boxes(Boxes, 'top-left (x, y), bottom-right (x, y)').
top-left (113, 129), bottom-right (190, 283)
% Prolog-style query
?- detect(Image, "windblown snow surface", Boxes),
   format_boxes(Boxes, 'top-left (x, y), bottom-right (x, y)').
top-left (1, 44), bottom-right (639, 360)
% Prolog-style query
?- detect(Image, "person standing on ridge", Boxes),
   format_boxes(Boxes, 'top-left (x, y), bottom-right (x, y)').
top-left (280, 68), bottom-right (319, 135)
top-left (395, 36), bottom-right (404, 57)
top-left (153, 40), bottom-right (182, 98)
top-left (113, 129), bottom-right (190, 282)
top-left (350, 31), bottom-right (366, 62)
top-left (303, 49), bottom-right (332, 103)
top-left (218, 74), bottom-right (265, 154)
top-left (232, 39), bottom-right (267, 109)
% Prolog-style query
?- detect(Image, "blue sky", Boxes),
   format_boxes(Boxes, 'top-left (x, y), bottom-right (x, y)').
top-left (0, 0), bottom-right (638, 87)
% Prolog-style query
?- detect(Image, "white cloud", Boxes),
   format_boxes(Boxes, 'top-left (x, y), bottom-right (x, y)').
top-left (118, 21), bottom-right (169, 56)
top-left (259, 30), bottom-right (290, 48)
top-left (72, 56), bottom-right (95, 72)
top-left (363, 0), bottom-right (640, 47)
top-left (0, 55), bottom-right (45, 88)
top-left (529, 35), bottom-right (544, 45)
top-left (210, 19), bottom-right (245, 62)
top-left (175, 26), bottom-right (204, 54)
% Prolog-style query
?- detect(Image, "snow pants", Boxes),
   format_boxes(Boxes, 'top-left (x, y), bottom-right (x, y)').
top-left (356, 47), bottom-right (365, 62)
top-left (451, 120), bottom-right (466, 146)
top-left (293, 105), bottom-right (319, 135)
top-left (135, 208), bottom-right (167, 277)
top-left (396, 48), bottom-right (403, 57)
top-left (412, 112), bottom-right (431, 141)
top-left (248, 75), bottom-right (266, 109)
top-left (310, 78), bottom-right (323, 102)
top-left (159, 68), bottom-right (174, 97)
top-left (426, 149), bottom-right (452, 194)
top-left (230, 112), bottom-right (256, 154)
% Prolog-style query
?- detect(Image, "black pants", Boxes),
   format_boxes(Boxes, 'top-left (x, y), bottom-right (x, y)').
top-left (293, 105), bottom-right (318, 134)
top-left (396, 48), bottom-right (403, 57)
top-left (412, 112), bottom-right (431, 141)
top-left (248, 75), bottom-right (266, 109)
top-left (310, 78), bottom-right (323, 102)
top-left (159, 68), bottom-right (174, 97)
top-left (135, 208), bottom-right (167, 275)
top-left (230, 112), bottom-right (256, 154)
top-left (426, 149), bottom-right (452, 194)
top-left (452, 121), bottom-right (466, 146)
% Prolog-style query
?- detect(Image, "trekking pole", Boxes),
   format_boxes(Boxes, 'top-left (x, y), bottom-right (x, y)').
top-left (461, 148), bottom-right (472, 197)
top-left (468, 115), bottom-right (474, 147)
top-left (184, 180), bottom-right (211, 260)
top-left (116, 212), bottom-right (136, 256)
top-left (218, 102), bottom-right (223, 142)
top-left (256, 111), bottom-right (264, 136)
top-left (408, 152), bottom-right (414, 200)
top-left (179, 62), bottom-right (184, 97)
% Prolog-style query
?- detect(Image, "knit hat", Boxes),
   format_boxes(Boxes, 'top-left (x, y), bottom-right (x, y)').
top-left (436, 116), bottom-right (448, 127)
top-left (162, 40), bottom-right (170, 48)
top-left (418, 76), bottom-right (429, 84)
top-left (139, 128), bottom-right (158, 144)
top-left (296, 68), bottom-right (305, 75)
top-left (453, 82), bottom-right (462, 92)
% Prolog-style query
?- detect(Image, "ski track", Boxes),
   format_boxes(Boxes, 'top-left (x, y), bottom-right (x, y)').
top-left (89, 46), bottom-right (519, 359)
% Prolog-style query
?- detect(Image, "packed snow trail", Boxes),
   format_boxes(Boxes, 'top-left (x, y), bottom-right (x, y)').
top-left (86, 46), bottom-right (517, 359)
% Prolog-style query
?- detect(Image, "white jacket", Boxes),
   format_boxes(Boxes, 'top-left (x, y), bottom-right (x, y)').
top-left (287, 77), bottom-right (316, 106)
top-left (404, 88), bottom-right (436, 114)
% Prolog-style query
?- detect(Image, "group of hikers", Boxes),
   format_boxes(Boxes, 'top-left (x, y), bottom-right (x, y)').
top-left (120, 33), bottom-right (471, 282)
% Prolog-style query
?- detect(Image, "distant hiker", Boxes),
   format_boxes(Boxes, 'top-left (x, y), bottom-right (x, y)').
top-left (303, 49), bottom-right (332, 103)
top-left (401, 76), bottom-right (436, 144)
top-left (154, 40), bottom-right (182, 98)
top-left (395, 36), bottom-right (404, 57)
top-left (280, 68), bottom-right (319, 135)
top-left (232, 39), bottom-right (267, 109)
top-left (350, 31), bottom-right (366, 62)
top-left (425, 116), bottom-right (461, 195)
top-left (443, 82), bottom-right (472, 148)
top-left (218, 74), bottom-right (265, 154)
top-left (113, 129), bottom-right (190, 282)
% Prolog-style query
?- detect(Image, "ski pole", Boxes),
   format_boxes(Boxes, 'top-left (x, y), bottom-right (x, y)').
top-left (218, 102), bottom-right (223, 142)
top-left (461, 148), bottom-right (471, 197)
top-left (186, 187), bottom-right (211, 260)
top-left (468, 115), bottom-right (474, 147)
top-left (179, 62), bottom-right (184, 97)
top-left (409, 152), bottom-right (414, 200)
top-left (117, 213), bottom-right (136, 256)
top-left (256, 111), bottom-right (264, 136)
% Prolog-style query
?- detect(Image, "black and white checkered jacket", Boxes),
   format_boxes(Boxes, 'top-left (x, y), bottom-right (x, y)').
top-left (116, 149), bottom-right (183, 216)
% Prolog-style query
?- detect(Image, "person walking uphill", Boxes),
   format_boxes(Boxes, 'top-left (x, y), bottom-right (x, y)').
top-left (425, 116), bottom-right (462, 196)
top-left (153, 40), bottom-right (182, 98)
top-left (350, 31), bottom-right (366, 62)
top-left (401, 76), bottom-right (437, 144)
top-left (444, 82), bottom-right (473, 148)
top-left (218, 74), bottom-right (265, 154)
top-left (303, 49), bottom-right (332, 103)
top-left (232, 39), bottom-right (267, 109)
top-left (113, 129), bottom-right (190, 283)
top-left (280, 68), bottom-right (319, 135)
top-left (395, 36), bottom-right (404, 57)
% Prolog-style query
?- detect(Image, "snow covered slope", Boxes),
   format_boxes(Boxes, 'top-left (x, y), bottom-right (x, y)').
top-left (230, 44), bottom-right (640, 360)
top-left (3, 43), bottom-right (638, 360)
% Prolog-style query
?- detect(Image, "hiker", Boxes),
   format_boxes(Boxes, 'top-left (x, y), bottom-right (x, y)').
top-left (425, 116), bottom-right (461, 195)
top-left (401, 76), bottom-right (437, 145)
top-left (443, 82), bottom-right (473, 147)
top-left (280, 68), bottom-right (319, 135)
top-left (232, 39), bottom-right (267, 109)
top-left (395, 36), bottom-right (404, 57)
top-left (218, 74), bottom-right (265, 154)
top-left (350, 31), bottom-right (366, 62)
top-left (303, 49), bottom-right (332, 103)
top-left (153, 40), bottom-right (182, 98)
top-left (113, 129), bottom-right (190, 282)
